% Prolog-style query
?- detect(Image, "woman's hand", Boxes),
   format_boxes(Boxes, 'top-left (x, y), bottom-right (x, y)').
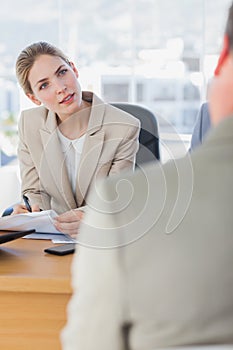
top-left (12, 203), bottom-right (40, 214)
top-left (54, 209), bottom-right (84, 237)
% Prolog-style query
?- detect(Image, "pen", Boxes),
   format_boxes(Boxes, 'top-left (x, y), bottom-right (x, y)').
top-left (23, 195), bottom-right (32, 212)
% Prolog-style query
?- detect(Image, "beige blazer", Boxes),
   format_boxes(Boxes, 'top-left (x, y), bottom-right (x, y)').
top-left (62, 116), bottom-right (233, 349)
top-left (18, 92), bottom-right (140, 214)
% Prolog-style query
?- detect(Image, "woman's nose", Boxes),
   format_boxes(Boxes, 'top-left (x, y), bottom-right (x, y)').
top-left (55, 80), bottom-right (67, 94)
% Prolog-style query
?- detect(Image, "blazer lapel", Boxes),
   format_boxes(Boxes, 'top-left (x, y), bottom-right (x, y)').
top-left (39, 110), bottom-right (77, 209)
top-left (75, 93), bottom-right (106, 206)
top-left (76, 131), bottom-right (105, 206)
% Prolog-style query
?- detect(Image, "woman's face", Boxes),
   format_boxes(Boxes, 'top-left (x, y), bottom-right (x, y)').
top-left (27, 54), bottom-right (82, 121)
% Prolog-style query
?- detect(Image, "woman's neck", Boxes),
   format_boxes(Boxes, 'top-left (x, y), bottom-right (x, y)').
top-left (57, 100), bottom-right (91, 140)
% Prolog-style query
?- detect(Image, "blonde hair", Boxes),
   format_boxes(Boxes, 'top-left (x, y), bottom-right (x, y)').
top-left (15, 41), bottom-right (70, 94)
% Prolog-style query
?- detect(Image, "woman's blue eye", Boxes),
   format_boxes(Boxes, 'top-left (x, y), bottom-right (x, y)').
top-left (59, 69), bottom-right (67, 76)
top-left (40, 82), bottom-right (48, 90)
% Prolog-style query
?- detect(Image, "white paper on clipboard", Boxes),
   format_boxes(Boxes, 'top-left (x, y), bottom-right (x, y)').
top-left (0, 210), bottom-right (61, 234)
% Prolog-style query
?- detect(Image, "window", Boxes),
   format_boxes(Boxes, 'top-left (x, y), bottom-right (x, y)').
top-left (0, 0), bottom-right (231, 163)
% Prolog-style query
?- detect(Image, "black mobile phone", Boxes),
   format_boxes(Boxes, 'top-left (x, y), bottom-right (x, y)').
top-left (44, 243), bottom-right (76, 256)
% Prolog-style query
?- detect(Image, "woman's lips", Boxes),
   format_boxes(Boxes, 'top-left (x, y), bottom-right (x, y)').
top-left (60, 93), bottom-right (75, 104)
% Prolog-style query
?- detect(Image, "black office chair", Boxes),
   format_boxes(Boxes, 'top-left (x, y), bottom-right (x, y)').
top-left (111, 102), bottom-right (160, 165)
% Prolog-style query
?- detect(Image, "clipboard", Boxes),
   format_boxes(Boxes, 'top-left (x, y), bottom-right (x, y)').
top-left (0, 229), bottom-right (36, 244)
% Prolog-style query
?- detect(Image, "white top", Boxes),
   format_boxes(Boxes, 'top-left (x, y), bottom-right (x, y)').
top-left (57, 129), bottom-right (86, 195)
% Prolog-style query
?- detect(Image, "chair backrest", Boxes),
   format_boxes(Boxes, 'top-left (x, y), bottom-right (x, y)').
top-left (111, 102), bottom-right (160, 165)
top-left (0, 165), bottom-right (21, 216)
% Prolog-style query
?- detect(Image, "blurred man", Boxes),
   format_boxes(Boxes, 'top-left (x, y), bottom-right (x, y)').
top-left (61, 2), bottom-right (233, 349)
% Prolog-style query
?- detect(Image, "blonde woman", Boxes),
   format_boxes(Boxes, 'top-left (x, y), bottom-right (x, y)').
top-left (14, 41), bottom-right (140, 236)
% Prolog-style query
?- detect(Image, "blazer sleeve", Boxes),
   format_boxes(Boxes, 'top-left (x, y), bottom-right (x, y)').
top-left (17, 111), bottom-right (51, 209)
top-left (61, 246), bottom-right (126, 350)
top-left (108, 118), bottom-right (140, 176)
top-left (61, 167), bottom-right (132, 349)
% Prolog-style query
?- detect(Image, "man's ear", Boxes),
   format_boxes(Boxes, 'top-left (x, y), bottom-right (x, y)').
top-left (26, 93), bottom-right (41, 106)
top-left (214, 35), bottom-right (230, 75)
top-left (70, 62), bottom-right (79, 78)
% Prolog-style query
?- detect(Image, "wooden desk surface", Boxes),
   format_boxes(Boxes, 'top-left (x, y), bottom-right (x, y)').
top-left (0, 237), bottom-right (73, 350)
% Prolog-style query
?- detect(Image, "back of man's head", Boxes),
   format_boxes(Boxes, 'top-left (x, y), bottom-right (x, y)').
top-left (209, 1), bottom-right (233, 126)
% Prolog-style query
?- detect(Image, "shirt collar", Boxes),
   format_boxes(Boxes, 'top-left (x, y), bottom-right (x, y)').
top-left (57, 128), bottom-right (86, 153)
